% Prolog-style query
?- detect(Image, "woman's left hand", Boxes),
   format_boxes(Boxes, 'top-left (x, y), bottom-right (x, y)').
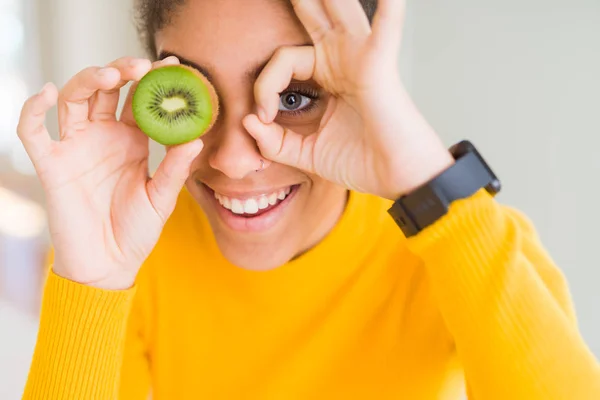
top-left (243, 0), bottom-right (454, 200)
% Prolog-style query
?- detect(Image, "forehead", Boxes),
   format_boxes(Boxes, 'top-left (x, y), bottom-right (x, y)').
top-left (156, 0), bottom-right (310, 78)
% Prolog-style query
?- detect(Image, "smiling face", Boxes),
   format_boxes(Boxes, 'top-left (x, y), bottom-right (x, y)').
top-left (155, 0), bottom-right (348, 270)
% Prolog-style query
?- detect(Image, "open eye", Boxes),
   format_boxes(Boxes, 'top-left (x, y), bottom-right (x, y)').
top-left (278, 92), bottom-right (313, 112)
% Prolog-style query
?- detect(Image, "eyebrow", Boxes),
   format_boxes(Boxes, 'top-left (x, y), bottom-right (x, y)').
top-left (159, 51), bottom-right (215, 82)
top-left (158, 50), bottom-right (271, 84)
top-left (159, 45), bottom-right (311, 84)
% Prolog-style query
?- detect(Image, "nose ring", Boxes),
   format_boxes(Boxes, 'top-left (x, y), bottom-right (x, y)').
top-left (256, 159), bottom-right (265, 172)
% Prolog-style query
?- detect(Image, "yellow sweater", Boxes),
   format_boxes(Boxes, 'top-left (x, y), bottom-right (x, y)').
top-left (23, 189), bottom-right (600, 399)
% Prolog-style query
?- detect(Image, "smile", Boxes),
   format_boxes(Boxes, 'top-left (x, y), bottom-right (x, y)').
top-left (201, 183), bottom-right (301, 232)
top-left (214, 187), bottom-right (293, 216)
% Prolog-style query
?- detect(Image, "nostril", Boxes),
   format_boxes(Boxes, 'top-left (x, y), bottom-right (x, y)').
top-left (209, 154), bottom-right (261, 180)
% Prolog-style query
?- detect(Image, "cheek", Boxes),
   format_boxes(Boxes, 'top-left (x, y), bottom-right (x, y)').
top-left (304, 173), bottom-right (337, 201)
top-left (187, 119), bottom-right (226, 166)
top-left (189, 146), bottom-right (211, 171)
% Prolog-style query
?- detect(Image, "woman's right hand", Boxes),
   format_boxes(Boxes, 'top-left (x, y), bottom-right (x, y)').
top-left (16, 56), bottom-right (203, 290)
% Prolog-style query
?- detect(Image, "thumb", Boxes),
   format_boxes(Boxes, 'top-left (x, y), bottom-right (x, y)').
top-left (243, 114), bottom-right (316, 173)
top-left (146, 139), bottom-right (203, 222)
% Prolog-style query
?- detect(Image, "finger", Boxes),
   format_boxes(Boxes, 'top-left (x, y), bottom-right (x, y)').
top-left (243, 114), bottom-right (315, 173)
top-left (120, 56), bottom-right (181, 126)
top-left (371, 0), bottom-right (406, 53)
top-left (89, 57), bottom-right (153, 122)
top-left (146, 138), bottom-right (203, 223)
top-left (254, 46), bottom-right (315, 123)
top-left (16, 82), bottom-right (58, 164)
top-left (57, 66), bottom-right (121, 136)
top-left (322, 0), bottom-right (371, 36)
top-left (290, 0), bottom-right (333, 41)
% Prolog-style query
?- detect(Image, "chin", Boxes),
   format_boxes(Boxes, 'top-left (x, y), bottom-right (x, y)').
top-left (188, 175), bottom-right (348, 271)
top-left (213, 235), bottom-right (297, 271)
top-left (191, 180), bottom-right (308, 270)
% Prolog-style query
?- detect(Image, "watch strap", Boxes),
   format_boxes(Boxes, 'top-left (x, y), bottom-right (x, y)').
top-left (388, 149), bottom-right (499, 237)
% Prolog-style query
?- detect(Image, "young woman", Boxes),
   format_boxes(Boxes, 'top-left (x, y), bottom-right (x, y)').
top-left (18, 0), bottom-right (600, 398)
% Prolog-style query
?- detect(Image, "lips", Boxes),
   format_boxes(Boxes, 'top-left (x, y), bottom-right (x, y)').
top-left (200, 182), bottom-right (301, 232)
top-left (213, 186), bottom-right (292, 216)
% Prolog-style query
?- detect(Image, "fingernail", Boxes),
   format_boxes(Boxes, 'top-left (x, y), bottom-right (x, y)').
top-left (163, 55), bottom-right (179, 64)
top-left (189, 140), bottom-right (203, 155)
top-left (97, 67), bottom-right (111, 77)
top-left (258, 109), bottom-right (269, 123)
top-left (38, 82), bottom-right (51, 95)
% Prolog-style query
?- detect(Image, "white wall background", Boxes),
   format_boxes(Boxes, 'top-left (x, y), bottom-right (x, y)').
top-left (404, 0), bottom-right (600, 356)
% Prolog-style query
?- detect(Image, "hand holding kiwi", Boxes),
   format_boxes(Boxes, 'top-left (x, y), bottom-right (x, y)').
top-left (16, 56), bottom-right (205, 290)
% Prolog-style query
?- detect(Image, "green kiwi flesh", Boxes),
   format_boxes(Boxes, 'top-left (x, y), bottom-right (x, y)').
top-left (132, 65), bottom-right (217, 145)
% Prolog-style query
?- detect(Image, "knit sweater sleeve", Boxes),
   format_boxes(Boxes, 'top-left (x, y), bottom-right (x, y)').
top-left (406, 189), bottom-right (600, 399)
top-left (21, 269), bottom-right (151, 399)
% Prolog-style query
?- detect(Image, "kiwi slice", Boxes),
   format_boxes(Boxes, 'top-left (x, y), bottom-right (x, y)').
top-left (132, 65), bottom-right (219, 145)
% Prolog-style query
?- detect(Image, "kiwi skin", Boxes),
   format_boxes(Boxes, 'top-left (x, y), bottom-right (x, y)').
top-left (132, 64), bottom-right (220, 146)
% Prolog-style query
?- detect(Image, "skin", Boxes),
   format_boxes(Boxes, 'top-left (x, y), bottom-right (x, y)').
top-left (16, 0), bottom-right (453, 290)
top-left (155, 0), bottom-right (348, 270)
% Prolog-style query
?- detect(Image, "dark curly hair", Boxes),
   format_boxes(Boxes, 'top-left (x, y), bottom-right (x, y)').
top-left (134, 0), bottom-right (378, 59)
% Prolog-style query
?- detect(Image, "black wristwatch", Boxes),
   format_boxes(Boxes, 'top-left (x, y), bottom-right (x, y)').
top-left (387, 140), bottom-right (501, 237)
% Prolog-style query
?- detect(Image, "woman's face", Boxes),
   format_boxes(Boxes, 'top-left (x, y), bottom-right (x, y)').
top-left (155, 0), bottom-right (348, 270)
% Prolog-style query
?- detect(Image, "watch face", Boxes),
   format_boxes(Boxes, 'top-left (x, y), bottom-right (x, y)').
top-left (451, 140), bottom-right (501, 195)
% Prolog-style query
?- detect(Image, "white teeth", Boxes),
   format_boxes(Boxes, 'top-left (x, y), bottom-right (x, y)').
top-left (231, 199), bottom-right (244, 214)
top-left (268, 193), bottom-right (278, 205)
top-left (243, 198), bottom-right (259, 214)
top-left (258, 196), bottom-right (269, 210)
top-left (214, 186), bottom-right (294, 215)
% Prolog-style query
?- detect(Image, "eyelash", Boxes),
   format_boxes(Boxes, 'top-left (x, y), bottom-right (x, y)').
top-left (278, 86), bottom-right (321, 117)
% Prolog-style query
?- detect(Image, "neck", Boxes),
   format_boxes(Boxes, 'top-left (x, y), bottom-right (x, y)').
top-left (292, 188), bottom-right (349, 262)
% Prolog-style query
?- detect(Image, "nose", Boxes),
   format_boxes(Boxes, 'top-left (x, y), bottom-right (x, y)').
top-left (207, 119), bottom-right (264, 180)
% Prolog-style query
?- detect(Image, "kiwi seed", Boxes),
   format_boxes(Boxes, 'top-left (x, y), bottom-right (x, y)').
top-left (132, 64), bottom-right (219, 145)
